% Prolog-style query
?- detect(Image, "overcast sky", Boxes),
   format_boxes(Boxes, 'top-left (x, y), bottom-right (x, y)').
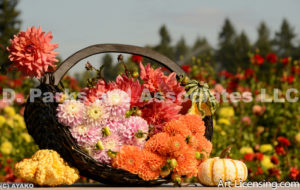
top-left (18, 0), bottom-right (300, 74)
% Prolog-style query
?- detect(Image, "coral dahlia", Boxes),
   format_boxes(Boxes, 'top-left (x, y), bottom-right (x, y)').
top-left (7, 26), bottom-right (58, 78)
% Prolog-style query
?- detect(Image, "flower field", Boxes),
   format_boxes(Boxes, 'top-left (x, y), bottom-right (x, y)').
top-left (185, 53), bottom-right (300, 181)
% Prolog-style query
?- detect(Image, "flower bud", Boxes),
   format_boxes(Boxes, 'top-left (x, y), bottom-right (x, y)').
top-left (132, 71), bottom-right (139, 78)
top-left (107, 150), bottom-right (117, 158)
top-left (160, 169), bottom-right (171, 178)
top-left (96, 141), bottom-right (104, 150)
top-left (170, 159), bottom-right (177, 169)
top-left (85, 62), bottom-right (93, 70)
top-left (125, 110), bottom-right (132, 118)
top-left (172, 174), bottom-right (182, 184)
top-left (195, 151), bottom-right (204, 160)
top-left (135, 130), bottom-right (145, 139)
top-left (135, 109), bottom-right (142, 116)
top-left (102, 126), bottom-right (111, 137)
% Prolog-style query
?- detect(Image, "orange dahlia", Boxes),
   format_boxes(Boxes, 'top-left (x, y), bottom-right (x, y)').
top-left (179, 114), bottom-right (205, 136)
top-left (112, 145), bottom-right (142, 174)
top-left (168, 135), bottom-right (188, 155)
top-left (186, 135), bottom-right (198, 149)
top-left (196, 135), bottom-right (213, 155)
top-left (137, 150), bottom-right (165, 180)
top-left (7, 26), bottom-right (58, 78)
top-left (163, 119), bottom-right (191, 139)
top-left (174, 148), bottom-right (198, 177)
top-left (144, 132), bottom-right (170, 155)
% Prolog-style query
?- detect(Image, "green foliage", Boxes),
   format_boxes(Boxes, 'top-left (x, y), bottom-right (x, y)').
top-left (0, 0), bottom-right (21, 74)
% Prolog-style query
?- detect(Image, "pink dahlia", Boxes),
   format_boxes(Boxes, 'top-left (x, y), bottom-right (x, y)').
top-left (101, 133), bottom-right (122, 152)
top-left (92, 150), bottom-right (112, 164)
top-left (102, 89), bottom-right (130, 119)
top-left (91, 133), bottom-right (122, 164)
top-left (105, 120), bottom-right (132, 143)
top-left (139, 63), bottom-right (185, 105)
top-left (120, 116), bottom-right (149, 144)
top-left (108, 74), bottom-right (144, 107)
top-left (7, 26), bottom-right (58, 78)
top-left (85, 100), bottom-right (109, 127)
top-left (57, 100), bottom-right (85, 127)
top-left (70, 125), bottom-right (101, 146)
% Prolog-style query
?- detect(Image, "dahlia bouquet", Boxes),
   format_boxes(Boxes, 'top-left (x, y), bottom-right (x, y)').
top-left (6, 26), bottom-right (219, 185)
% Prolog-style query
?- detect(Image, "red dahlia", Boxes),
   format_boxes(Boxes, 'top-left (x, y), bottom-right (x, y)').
top-left (266, 53), bottom-right (277, 63)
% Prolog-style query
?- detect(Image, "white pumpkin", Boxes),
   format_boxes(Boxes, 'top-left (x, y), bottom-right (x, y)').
top-left (198, 157), bottom-right (248, 186)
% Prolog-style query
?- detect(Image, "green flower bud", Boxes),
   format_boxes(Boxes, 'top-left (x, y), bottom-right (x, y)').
top-left (160, 169), bottom-right (171, 178)
top-left (107, 150), bottom-right (117, 158)
top-left (170, 159), bottom-right (177, 169)
top-left (132, 71), bottom-right (139, 78)
top-left (96, 141), bottom-right (104, 150)
top-left (136, 130), bottom-right (146, 138)
top-left (135, 109), bottom-right (142, 116)
top-left (195, 151), bottom-right (204, 160)
top-left (125, 110), bottom-right (132, 118)
top-left (102, 126), bottom-right (111, 137)
top-left (174, 177), bottom-right (182, 184)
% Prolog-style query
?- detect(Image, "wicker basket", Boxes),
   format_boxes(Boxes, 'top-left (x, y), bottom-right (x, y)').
top-left (24, 44), bottom-right (213, 186)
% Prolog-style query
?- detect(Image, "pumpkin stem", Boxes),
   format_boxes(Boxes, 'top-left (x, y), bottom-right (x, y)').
top-left (219, 145), bottom-right (232, 158)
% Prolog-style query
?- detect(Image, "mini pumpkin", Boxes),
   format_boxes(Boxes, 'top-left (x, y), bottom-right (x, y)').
top-left (198, 146), bottom-right (248, 186)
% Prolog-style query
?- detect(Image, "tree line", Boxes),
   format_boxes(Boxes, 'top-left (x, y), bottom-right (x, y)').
top-left (1, 0), bottom-right (299, 81)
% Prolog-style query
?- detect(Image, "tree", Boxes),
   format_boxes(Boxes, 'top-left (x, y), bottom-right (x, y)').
top-left (101, 54), bottom-right (116, 81)
top-left (273, 19), bottom-right (296, 56)
top-left (216, 18), bottom-right (237, 72)
top-left (234, 31), bottom-right (251, 69)
top-left (0, 0), bottom-right (21, 73)
top-left (154, 25), bottom-right (174, 59)
top-left (174, 36), bottom-right (188, 61)
top-left (192, 37), bottom-right (213, 59)
top-left (255, 22), bottom-right (272, 55)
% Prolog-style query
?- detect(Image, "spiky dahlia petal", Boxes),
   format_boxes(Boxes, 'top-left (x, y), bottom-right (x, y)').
top-left (57, 100), bottom-right (85, 127)
top-left (7, 26), bottom-right (58, 78)
top-left (85, 100), bottom-right (109, 127)
top-left (102, 89), bottom-right (130, 119)
top-left (70, 125), bottom-right (101, 146)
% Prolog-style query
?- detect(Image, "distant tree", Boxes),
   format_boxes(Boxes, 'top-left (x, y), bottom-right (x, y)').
top-left (216, 18), bottom-right (237, 72)
top-left (255, 22), bottom-right (272, 55)
top-left (101, 54), bottom-right (116, 81)
top-left (154, 25), bottom-right (174, 59)
top-left (192, 36), bottom-right (213, 59)
top-left (234, 31), bottom-right (251, 69)
top-left (0, 0), bottom-right (21, 73)
top-left (273, 19), bottom-right (296, 56)
top-left (174, 36), bottom-right (188, 61)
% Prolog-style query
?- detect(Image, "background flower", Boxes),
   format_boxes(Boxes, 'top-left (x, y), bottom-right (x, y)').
top-left (7, 26), bottom-right (58, 78)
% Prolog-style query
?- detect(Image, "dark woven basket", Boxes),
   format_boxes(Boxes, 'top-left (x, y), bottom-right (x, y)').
top-left (24, 44), bottom-right (213, 186)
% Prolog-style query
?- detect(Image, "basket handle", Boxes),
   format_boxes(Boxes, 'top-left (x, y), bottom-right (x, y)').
top-left (49, 44), bottom-right (185, 85)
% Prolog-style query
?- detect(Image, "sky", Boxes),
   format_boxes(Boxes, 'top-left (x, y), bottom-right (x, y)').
top-left (17, 0), bottom-right (300, 74)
